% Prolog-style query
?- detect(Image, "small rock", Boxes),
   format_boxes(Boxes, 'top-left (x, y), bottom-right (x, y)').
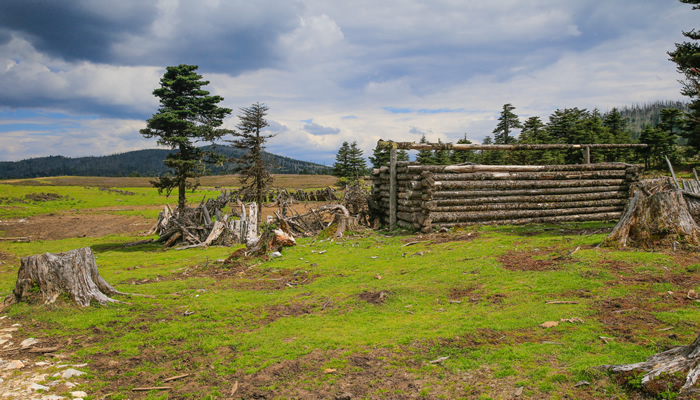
top-left (21, 338), bottom-right (39, 348)
top-left (4, 360), bottom-right (24, 370)
top-left (318, 250), bottom-right (327, 254)
top-left (61, 369), bottom-right (85, 379)
top-left (270, 252), bottom-right (282, 259)
top-left (574, 380), bottom-right (591, 387)
top-left (41, 395), bottom-right (66, 400)
top-left (70, 391), bottom-right (88, 398)
top-left (514, 386), bottom-right (524, 396)
top-left (30, 382), bottom-right (50, 391)
top-left (540, 321), bottom-right (559, 328)
top-left (335, 393), bottom-right (353, 400)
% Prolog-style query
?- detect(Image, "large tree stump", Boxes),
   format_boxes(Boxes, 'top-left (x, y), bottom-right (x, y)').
top-left (603, 179), bottom-right (700, 248)
top-left (601, 333), bottom-right (700, 396)
top-left (3, 247), bottom-right (127, 309)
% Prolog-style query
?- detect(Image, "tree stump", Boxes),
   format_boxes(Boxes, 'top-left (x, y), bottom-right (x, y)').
top-left (601, 333), bottom-right (700, 396)
top-left (3, 247), bottom-right (127, 309)
top-left (603, 178), bottom-right (700, 248)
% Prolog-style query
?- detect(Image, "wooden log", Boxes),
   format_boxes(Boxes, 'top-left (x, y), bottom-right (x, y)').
top-left (433, 179), bottom-right (625, 191)
top-left (432, 198), bottom-right (626, 212)
top-left (434, 191), bottom-right (628, 205)
top-left (430, 185), bottom-right (628, 199)
top-left (432, 211), bottom-right (622, 227)
top-left (430, 170), bottom-right (627, 182)
top-left (430, 206), bottom-right (623, 223)
top-left (440, 163), bottom-right (633, 173)
top-left (396, 220), bottom-right (420, 230)
top-left (379, 139), bottom-right (647, 151)
top-left (398, 205), bottom-right (423, 213)
top-left (398, 199), bottom-right (423, 207)
top-left (245, 203), bottom-right (258, 246)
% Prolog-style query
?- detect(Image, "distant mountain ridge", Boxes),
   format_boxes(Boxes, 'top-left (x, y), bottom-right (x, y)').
top-left (0, 145), bottom-right (331, 179)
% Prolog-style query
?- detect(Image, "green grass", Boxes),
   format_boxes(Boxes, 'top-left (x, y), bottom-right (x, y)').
top-left (1, 182), bottom-right (699, 399)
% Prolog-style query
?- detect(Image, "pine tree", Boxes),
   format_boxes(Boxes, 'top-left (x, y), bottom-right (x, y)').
top-left (369, 144), bottom-right (409, 169)
top-left (229, 102), bottom-right (274, 223)
top-left (140, 64), bottom-right (232, 210)
top-left (332, 141), bottom-right (352, 178)
top-left (493, 103), bottom-right (523, 144)
top-left (333, 141), bottom-right (367, 180)
top-left (451, 134), bottom-right (477, 164)
top-left (514, 116), bottom-right (559, 164)
top-left (669, 0), bottom-right (700, 152)
top-left (347, 141), bottom-right (368, 179)
top-left (434, 138), bottom-right (453, 165)
top-left (416, 135), bottom-right (436, 165)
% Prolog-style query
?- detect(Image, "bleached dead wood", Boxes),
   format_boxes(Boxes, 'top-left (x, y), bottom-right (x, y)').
top-left (2, 247), bottom-right (128, 309)
top-left (601, 333), bottom-right (700, 396)
top-left (604, 178), bottom-right (700, 248)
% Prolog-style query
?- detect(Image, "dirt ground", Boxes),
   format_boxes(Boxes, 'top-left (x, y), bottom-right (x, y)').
top-left (0, 202), bottom-right (328, 241)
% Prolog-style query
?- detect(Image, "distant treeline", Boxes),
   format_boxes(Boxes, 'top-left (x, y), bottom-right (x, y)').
top-left (615, 100), bottom-right (689, 139)
top-left (0, 145), bottom-right (331, 179)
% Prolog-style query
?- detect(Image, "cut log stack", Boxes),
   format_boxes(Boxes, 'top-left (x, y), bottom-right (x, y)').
top-left (371, 162), bottom-right (643, 232)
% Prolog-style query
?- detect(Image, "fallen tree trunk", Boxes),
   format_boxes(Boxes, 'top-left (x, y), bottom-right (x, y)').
top-left (601, 333), bottom-right (700, 397)
top-left (3, 247), bottom-right (128, 309)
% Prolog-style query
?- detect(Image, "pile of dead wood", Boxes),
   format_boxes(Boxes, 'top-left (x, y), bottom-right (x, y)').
top-left (147, 191), bottom-right (260, 249)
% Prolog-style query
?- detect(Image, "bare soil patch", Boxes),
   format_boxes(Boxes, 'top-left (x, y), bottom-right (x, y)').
top-left (0, 211), bottom-right (152, 240)
top-left (126, 262), bottom-right (322, 292)
top-left (358, 290), bottom-right (389, 304)
top-left (498, 249), bottom-right (575, 271)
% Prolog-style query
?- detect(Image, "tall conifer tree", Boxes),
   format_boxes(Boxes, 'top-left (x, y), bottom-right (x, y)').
top-left (141, 64), bottom-right (232, 210)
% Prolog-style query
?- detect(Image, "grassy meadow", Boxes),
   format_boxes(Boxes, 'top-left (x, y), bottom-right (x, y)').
top-left (0, 176), bottom-right (699, 399)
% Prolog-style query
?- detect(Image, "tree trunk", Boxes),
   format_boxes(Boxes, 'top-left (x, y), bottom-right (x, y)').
top-left (3, 247), bottom-right (127, 309)
top-left (603, 179), bottom-right (700, 248)
top-left (601, 333), bottom-right (700, 396)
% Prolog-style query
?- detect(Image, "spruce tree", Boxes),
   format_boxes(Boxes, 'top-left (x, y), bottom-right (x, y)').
top-left (416, 135), bottom-right (436, 165)
top-left (229, 102), bottom-right (274, 224)
top-left (369, 144), bottom-right (409, 169)
top-left (493, 103), bottom-right (523, 144)
top-left (347, 141), bottom-right (368, 179)
top-left (668, 0), bottom-right (700, 151)
top-left (140, 64), bottom-right (232, 210)
top-left (451, 134), bottom-right (477, 164)
top-left (333, 141), bottom-right (367, 180)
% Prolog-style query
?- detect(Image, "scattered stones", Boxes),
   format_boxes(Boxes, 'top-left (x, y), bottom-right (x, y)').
top-left (61, 369), bottom-right (86, 379)
top-left (70, 391), bottom-right (87, 398)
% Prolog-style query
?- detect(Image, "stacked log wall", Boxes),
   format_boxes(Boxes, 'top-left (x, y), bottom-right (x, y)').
top-left (370, 162), bottom-right (642, 232)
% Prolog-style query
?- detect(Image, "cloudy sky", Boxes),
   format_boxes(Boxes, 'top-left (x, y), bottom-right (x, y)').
top-left (0, 0), bottom-right (695, 165)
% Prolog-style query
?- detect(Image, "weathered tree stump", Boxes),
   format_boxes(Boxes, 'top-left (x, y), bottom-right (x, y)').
top-left (601, 333), bottom-right (700, 396)
top-left (3, 247), bottom-right (127, 309)
top-left (603, 179), bottom-right (700, 248)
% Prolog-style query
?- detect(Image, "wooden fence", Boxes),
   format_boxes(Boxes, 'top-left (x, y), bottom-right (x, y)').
top-left (370, 141), bottom-right (646, 232)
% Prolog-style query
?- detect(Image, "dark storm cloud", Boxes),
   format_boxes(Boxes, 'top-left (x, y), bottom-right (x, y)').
top-left (0, 0), bottom-right (157, 63)
top-left (0, 0), bottom-right (303, 74)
